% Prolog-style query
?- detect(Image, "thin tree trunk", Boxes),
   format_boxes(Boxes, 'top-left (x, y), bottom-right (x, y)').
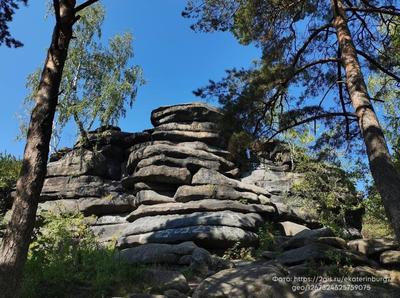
top-left (0, 1), bottom-right (76, 296)
top-left (332, 0), bottom-right (400, 239)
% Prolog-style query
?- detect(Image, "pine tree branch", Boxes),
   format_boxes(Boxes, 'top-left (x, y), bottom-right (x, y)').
top-left (356, 50), bottom-right (400, 82)
top-left (267, 112), bottom-right (357, 141)
top-left (345, 7), bottom-right (400, 17)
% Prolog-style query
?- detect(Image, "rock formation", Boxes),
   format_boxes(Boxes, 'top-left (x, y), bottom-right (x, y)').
top-left (35, 102), bottom-right (400, 297)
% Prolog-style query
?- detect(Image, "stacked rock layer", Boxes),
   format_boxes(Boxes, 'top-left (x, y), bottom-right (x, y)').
top-left (39, 103), bottom-right (314, 249)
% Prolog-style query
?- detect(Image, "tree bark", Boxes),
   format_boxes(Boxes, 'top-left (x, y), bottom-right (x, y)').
top-left (332, 0), bottom-right (400, 239)
top-left (0, 1), bottom-right (76, 296)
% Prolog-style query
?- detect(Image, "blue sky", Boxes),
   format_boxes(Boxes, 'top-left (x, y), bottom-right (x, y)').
top-left (0, 0), bottom-right (260, 157)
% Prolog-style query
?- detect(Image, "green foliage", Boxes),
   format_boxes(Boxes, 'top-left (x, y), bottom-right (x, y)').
top-left (287, 149), bottom-right (362, 235)
top-left (222, 242), bottom-right (254, 261)
top-left (0, 152), bottom-right (21, 213)
top-left (362, 188), bottom-right (394, 238)
top-left (255, 223), bottom-right (276, 255)
top-left (22, 212), bottom-right (144, 297)
top-left (22, 3), bottom-right (144, 149)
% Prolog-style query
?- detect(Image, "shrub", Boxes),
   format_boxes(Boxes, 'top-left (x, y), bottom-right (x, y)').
top-left (0, 152), bottom-right (21, 213)
top-left (22, 212), bottom-right (144, 298)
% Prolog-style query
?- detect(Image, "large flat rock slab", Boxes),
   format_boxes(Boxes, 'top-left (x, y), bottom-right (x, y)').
top-left (126, 199), bottom-right (276, 222)
top-left (118, 241), bottom-right (198, 264)
top-left (174, 184), bottom-right (264, 204)
top-left (117, 225), bottom-right (258, 249)
top-left (155, 122), bottom-right (219, 132)
top-left (192, 168), bottom-right (271, 197)
top-left (122, 211), bottom-right (264, 236)
top-left (41, 175), bottom-right (122, 200)
top-left (151, 103), bottom-right (222, 126)
top-left (192, 262), bottom-right (296, 298)
top-left (127, 143), bottom-right (235, 174)
top-left (130, 165), bottom-right (192, 185)
top-left (152, 130), bottom-right (222, 147)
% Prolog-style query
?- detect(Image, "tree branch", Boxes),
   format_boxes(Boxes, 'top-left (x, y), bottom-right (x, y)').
top-left (267, 112), bottom-right (357, 141)
top-left (345, 7), bottom-right (400, 17)
top-left (356, 50), bottom-right (400, 82)
top-left (75, 0), bottom-right (99, 13)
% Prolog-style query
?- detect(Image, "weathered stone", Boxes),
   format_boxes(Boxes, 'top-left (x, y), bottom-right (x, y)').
top-left (163, 289), bottom-right (187, 298)
top-left (136, 155), bottom-right (223, 173)
top-left (46, 149), bottom-right (108, 177)
top-left (122, 180), bottom-right (178, 193)
top-left (95, 214), bottom-right (128, 225)
top-left (349, 265), bottom-right (400, 284)
top-left (280, 228), bottom-right (335, 250)
top-left (131, 165), bottom-right (192, 185)
top-left (91, 223), bottom-right (130, 244)
top-left (77, 194), bottom-right (136, 216)
top-left (192, 262), bottom-right (296, 298)
top-left (117, 226), bottom-right (258, 249)
top-left (126, 199), bottom-right (276, 222)
top-left (278, 221), bottom-right (310, 236)
top-left (274, 203), bottom-right (319, 226)
top-left (174, 185), bottom-right (260, 203)
top-left (126, 143), bottom-right (235, 174)
top-left (151, 103), bottom-right (222, 126)
top-left (348, 238), bottom-right (399, 256)
top-left (277, 243), bottom-right (373, 266)
top-left (192, 169), bottom-right (271, 197)
top-left (155, 122), bottom-right (219, 132)
top-left (39, 195), bottom-right (135, 216)
top-left (118, 242), bottom-right (198, 264)
top-left (122, 211), bottom-right (264, 236)
top-left (135, 190), bottom-right (175, 206)
top-left (41, 175), bottom-right (122, 200)
top-left (142, 269), bottom-right (190, 294)
top-left (152, 130), bottom-right (222, 146)
top-left (380, 250), bottom-right (400, 266)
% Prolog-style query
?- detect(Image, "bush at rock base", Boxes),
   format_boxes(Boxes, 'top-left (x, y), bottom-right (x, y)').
top-left (22, 212), bottom-right (145, 298)
top-left (0, 152), bottom-right (21, 214)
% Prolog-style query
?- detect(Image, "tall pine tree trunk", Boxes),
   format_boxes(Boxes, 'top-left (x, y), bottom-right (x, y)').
top-left (332, 0), bottom-right (400, 239)
top-left (0, 1), bottom-right (76, 296)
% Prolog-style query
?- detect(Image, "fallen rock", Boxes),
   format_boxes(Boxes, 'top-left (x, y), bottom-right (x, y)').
top-left (143, 269), bottom-right (190, 294)
top-left (118, 242), bottom-right (198, 264)
top-left (117, 225), bottom-right (258, 249)
top-left (126, 200), bottom-right (276, 222)
top-left (278, 221), bottom-right (310, 236)
top-left (192, 262), bottom-right (296, 298)
top-left (380, 250), bottom-right (400, 266)
top-left (151, 103), bottom-right (222, 126)
top-left (280, 228), bottom-right (335, 250)
top-left (348, 238), bottom-right (399, 256)
top-left (277, 243), bottom-right (372, 266)
top-left (121, 211), bottom-right (264, 236)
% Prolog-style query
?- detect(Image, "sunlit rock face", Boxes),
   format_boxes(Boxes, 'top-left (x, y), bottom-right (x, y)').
top-left (39, 103), bottom-right (315, 248)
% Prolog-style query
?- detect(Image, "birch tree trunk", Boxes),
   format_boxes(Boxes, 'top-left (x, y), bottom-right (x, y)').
top-left (0, 1), bottom-right (76, 296)
top-left (332, 0), bottom-right (400, 239)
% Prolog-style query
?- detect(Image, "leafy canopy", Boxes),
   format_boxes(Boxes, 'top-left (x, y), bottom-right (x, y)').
top-left (184, 0), bottom-right (400, 161)
top-left (22, 3), bottom-right (144, 149)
